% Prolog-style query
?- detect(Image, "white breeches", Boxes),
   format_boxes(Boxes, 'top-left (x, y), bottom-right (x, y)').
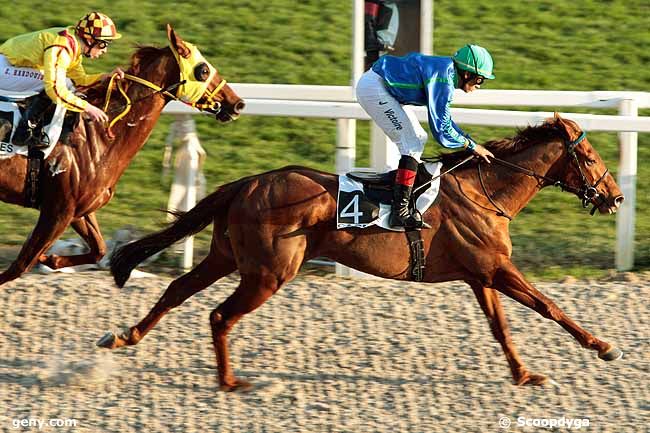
top-left (356, 69), bottom-right (428, 161)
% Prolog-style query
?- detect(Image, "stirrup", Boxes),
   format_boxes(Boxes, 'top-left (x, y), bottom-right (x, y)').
top-left (26, 128), bottom-right (50, 149)
top-left (390, 212), bottom-right (423, 229)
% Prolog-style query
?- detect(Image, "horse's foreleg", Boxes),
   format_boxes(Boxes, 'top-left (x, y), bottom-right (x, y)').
top-left (97, 254), bottom-right (236, 349)
top-left (0, 209), bottom-right (73, 285)
top-left (39, 212), bottom-right (106, 269)
top-left (492, 259), bottom-right (622, 362)
top-left (470, 283), bottom-right (547, 385)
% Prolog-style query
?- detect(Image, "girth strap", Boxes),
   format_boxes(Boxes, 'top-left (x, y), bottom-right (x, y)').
top-left (25, 149), bottom-right (44, 209)
top-left (405, 229), bottom-right (426, 282)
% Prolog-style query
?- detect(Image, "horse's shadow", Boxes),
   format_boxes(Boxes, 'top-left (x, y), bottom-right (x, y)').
top-left (0, 358), bottom-right (46, 388)
top-left (141, 363), bottom-right (503, 392)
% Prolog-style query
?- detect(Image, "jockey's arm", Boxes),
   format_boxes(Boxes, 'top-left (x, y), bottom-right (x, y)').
top-left (42, 46), bottom-right (99, 112)
top-left (67, 60), bottom-right (103, 87)
top-left (426, 80), bottom-right (476, 151)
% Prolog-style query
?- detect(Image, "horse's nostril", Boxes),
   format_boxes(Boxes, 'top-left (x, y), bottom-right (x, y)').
top-left (234, 100), bottom-right (245, 114)
top-left (614, 195), bottom-right (625, 207)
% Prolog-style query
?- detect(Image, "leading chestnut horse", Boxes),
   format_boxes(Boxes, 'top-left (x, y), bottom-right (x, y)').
top-left (0, 25), bottom-right (243, 285)
top-left (101, 114), bottom-right (624, 391)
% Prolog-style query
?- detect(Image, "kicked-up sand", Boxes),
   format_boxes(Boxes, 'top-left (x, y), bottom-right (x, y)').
top-left (0, 271), bottom-right (647, 432)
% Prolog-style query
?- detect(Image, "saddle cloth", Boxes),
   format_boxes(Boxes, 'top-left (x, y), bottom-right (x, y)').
top-left (0, 93), bottom-right (66, 160)
top-left (337, 161), bottom-right (442, 232)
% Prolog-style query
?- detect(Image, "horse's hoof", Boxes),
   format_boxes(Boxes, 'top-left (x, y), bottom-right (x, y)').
top-left (96, 332), bottom-right (117, 349)
top-left (219, 379), bottom-right (254, 393)
top-left (598, 346), bottom-right (623, 361)
top-left (516, 373), bottom-right (548, 386)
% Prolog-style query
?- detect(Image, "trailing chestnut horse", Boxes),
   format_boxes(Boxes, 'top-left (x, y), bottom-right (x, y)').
top-left (101, 114), bottom-right (624, 391)
top-left (0, 25), bottom-right (243, 285)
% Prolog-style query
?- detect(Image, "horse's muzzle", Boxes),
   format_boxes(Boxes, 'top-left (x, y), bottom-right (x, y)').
top-left (216, 99), bottom-right (245, 122)
top-left (233, 100), bottom-right (245, 115)
top-left (592, 194), bottom-right (624, 215)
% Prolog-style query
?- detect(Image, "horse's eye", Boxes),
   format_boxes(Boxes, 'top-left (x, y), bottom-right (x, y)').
top-left (194, 63), bottom-right (210, 81)
top-left (585, 159), bottom-right (596, 166)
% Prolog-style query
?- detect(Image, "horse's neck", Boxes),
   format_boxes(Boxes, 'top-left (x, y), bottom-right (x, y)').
top-left (485, 142), bottom-right (564, 218)
top-left (99, 63), bottom-right (175, 177)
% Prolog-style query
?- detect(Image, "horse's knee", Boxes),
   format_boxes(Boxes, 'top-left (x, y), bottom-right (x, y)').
top-left (209, 309), bottom-right (228, 334)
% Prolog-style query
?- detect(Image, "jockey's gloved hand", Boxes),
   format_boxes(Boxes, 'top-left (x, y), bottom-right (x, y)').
top-left (473, 144), bottom-right (494, 163)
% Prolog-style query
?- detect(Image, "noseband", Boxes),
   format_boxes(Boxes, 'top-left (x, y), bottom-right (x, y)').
top-left (566, 132), bottom-right (609, 212)
top-left (477, 130), bottom-right (609, 219)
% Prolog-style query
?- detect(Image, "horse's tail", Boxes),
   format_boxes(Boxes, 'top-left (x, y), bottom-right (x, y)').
top-left (110, 178), bottom-right (245, 288)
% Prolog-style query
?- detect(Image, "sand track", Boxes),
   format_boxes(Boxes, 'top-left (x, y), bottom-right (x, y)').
top-left (0, 272), bottom-right (647, 432)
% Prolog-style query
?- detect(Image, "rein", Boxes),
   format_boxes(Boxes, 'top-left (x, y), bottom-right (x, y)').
top-left (413, 154), bottom-right (475, 195)
top-left (102, 73), bottom-right (185, 128)
top-left (102, 72), bottom-right (227, 129)
top-left (477, 131), bottom-right (609, 219)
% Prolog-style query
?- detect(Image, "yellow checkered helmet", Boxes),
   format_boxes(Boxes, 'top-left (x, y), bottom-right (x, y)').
top-left (76, 12), bottom-right (122, 43)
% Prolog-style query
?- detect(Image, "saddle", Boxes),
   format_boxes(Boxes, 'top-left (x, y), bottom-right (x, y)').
top-left (342, 163), bottom-right (436, 282)
top-left (0, 93), bottom-right (79, 208)
top-left (347, 162), bottom-right (434, 205)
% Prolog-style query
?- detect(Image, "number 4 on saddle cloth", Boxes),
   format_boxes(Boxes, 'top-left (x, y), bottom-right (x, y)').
top-left (337, 161), bottom-right (442, 231)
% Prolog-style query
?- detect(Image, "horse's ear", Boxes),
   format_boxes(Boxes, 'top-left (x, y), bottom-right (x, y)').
top-left (167, 24), bottom-right (191, 58)
top-left (553, 112), bottom-right (580, 139)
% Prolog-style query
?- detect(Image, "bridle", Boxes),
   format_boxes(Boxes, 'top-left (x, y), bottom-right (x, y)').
top-left (477, 131), bottom-right (609, 219)
top-left (102, 71), bottom-right (227, 129)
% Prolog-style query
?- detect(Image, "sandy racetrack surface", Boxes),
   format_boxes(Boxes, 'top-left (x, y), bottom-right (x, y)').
top-left (0, 271), bottom-right (647, 432)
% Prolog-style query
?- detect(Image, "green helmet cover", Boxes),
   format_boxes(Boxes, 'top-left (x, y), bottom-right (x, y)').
top-left (453, 44), bottom-right (495, 79)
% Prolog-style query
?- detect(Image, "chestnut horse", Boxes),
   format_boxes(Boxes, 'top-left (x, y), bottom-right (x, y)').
top-left (100, 114), bottom-right (624, 391)
top-left (0, 25), bottom-right (244, 285)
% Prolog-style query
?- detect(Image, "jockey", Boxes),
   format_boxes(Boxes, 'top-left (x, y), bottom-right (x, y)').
top-left (356, 44), bottom-right (496, 229)
top-left (0, 11), bottom-right (125, 148)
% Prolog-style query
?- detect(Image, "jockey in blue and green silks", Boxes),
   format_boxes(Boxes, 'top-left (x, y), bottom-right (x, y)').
top-left (356, 44), bottom-right (496, 229)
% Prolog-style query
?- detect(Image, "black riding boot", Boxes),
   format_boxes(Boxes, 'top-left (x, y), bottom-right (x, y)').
top-left (13, 92), bottom-right (52, 149)
top-left (389, 155), bottom-right (423, 229)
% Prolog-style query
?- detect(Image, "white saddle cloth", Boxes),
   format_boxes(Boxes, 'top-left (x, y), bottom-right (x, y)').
top-left (337, 161), bottom-right (442, 232)
top-left (0, 98), bottom-right (66, 160)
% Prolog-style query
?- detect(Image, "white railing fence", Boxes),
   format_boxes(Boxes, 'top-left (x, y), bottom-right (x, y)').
top-left (163, 85), bottom-right (650, 272)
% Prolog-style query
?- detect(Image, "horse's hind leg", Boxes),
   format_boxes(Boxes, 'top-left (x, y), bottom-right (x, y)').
top-left (470, 283), bottom-right (547, 386)
top-left (97, 253), bottom-right (236, 349)
top-left (492, 258), bottom-right (622, 362)
top-left (210, 266), bottom-right (300, 392)
top-left (39, 212), bottom-right (107, 269)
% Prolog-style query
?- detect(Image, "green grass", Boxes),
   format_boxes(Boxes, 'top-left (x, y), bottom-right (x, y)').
top-left (0, 0), bottom-right (648, 280)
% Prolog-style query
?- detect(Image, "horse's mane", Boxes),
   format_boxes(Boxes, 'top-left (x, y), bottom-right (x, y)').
top-left (80, 45), bottom-right (173, 108)
top-left (433, 118), bottom-right (568, 168)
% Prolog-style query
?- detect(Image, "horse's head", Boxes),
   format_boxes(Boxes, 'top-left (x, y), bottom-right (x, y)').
top-left (549, 113), bottom-right (624, 215)
top-left (167, 25), bottom-right (245, 122)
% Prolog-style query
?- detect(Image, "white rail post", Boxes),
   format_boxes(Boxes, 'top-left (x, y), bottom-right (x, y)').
top-left (616, 99), bottom-right (638, 271)
top-left (167, 114), bottom-right (205, 271)
top-left (335, 0), bottom-right (364, 278)
top-left (420, 0), bottom-right (434, 55)
top-left (335, 119), bottom-right (356, 175)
